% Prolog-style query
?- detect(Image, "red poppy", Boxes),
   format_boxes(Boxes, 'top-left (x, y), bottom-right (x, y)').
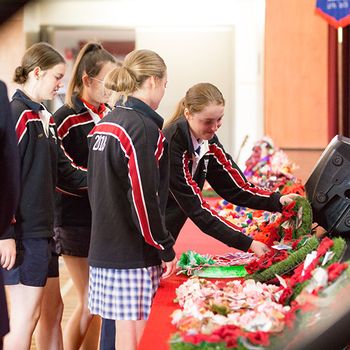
top-left (327, 262), bottom-right (348, 282)
top-left (246, 331), bottom-right (270, 346)
top-left (279, 286), bottom-right (293, 305)
top-left (213, 324), bottom-right (245, 348)
top-left (283, 227), bottom-right (293, 241)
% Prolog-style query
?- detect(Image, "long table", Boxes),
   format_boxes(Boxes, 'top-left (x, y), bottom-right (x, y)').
top-left (138, 215), bottom-right (235, 350)
top-left (138, 218), bottom-right (350, 350)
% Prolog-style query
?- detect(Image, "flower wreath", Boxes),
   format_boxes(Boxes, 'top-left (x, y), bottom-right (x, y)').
top-left (251, 196), bottom-right (313, 247)
top-left (283, 236), bottom-right (347, 304)
top-left (246, 236), bottom-right (320, 283)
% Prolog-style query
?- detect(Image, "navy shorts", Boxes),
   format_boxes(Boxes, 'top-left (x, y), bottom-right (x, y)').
top-left (2, 238), bottom-right (52, 287)
top-left (48, 250), bottom-right (59, 278)
top-left (54, 226), bottom-right (91, 257)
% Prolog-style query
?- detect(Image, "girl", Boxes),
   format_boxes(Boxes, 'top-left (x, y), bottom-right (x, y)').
top-left (99, 83), bottom-right (300, 348)
top-left (0, 80), bottom-right (20, 348)
top-left (87, 49), bottom-right (177, 350)
top-left (164, 82), bottom-right (298, 254)
top-left (51, 42), bottom-right (116, 350)
top-left (2, 42), bottom-right (86, 350)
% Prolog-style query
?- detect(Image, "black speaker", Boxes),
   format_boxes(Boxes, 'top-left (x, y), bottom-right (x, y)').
top-left (305, 135), bottom-right (350, 236)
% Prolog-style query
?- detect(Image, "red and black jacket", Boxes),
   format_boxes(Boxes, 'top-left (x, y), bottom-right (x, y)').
top-left (87, 97), bottom-right (175, 269)
top-left (7, 89), bottom-right (87, 240)
top-left (163, 116), bottom-right (282, 252)
top-left (54, 95), bottom-right (108, 228)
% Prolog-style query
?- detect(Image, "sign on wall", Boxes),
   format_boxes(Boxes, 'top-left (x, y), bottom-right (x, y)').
top-left (316, 0), bottom-right (350, 28)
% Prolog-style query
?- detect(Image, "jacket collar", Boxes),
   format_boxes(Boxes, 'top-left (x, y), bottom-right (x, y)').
top-left (12, 89), bottom-right (45, 112)
top-left (70, 94), bottom-right (87, 114)
top-left (70, 95), bottom-right (111, 117)
top-left (117, 96), bottom-right (164, 129)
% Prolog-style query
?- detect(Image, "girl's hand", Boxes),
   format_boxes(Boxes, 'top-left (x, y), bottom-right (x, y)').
top-left (250, 240), bottom-right (270, 257)
top-left (0, 238), bottom-right (16, 270)
top-left (161, 257), bottom-right (178, 279)
top-left (280, 194), bottom-right (301, 205)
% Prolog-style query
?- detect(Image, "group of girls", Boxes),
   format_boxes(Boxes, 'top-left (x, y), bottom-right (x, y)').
top-left (0, 41), bottom-right (116, 350)
top-left (0, 40), bottom-right (297, 350)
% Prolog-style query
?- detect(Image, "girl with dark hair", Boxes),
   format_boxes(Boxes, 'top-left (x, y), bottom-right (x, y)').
top-left (2, 42), bottom-right (86, 350)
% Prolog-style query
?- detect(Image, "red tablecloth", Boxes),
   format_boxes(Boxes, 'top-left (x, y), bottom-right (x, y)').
top-left (138, 274), bottom-right (187, 350)
top-left (138, 210), bottom-right (239, 350)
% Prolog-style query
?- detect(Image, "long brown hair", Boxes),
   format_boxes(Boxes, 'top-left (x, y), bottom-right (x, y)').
top-left (165, 83), bottom-right (225, 128)
top-left (65, 42), bottom-right (116, 107)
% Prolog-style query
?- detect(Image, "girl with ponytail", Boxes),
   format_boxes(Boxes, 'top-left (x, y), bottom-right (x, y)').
top-left (46, 41), bottom-right (116, 350)
top-left (87, 49), bottom-right (177, 350)
top-left (164, 82), bottom-right (299, 254)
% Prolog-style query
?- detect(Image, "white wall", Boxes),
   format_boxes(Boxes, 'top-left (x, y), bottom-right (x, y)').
top-left (135, 26), bottom-right (234, 150)
top-left (25, 0), bottom-right (265, 161)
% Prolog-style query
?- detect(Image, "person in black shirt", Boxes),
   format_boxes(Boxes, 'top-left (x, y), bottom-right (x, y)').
top-left (100, 82), bottom-right (299, 349)
top-left (88, 49), bottom-right (177, 350)
top-left (2, 42), bottom-right (86, 349)
top-left (163, 82), bottom-right (298, 254)
top-left (38, 42), bottom-right (116, 350)
top-left (0, 80), bottom-right (20, 349)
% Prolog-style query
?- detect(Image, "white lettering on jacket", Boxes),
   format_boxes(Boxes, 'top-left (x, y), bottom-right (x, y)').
top-left (92, 135), bottom-right (107, 151)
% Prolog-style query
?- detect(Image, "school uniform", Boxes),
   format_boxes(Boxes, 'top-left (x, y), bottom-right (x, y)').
top-left (0, 81), bottom-right (20, 339)
top-left (2, 89), bottom-right (87, 287)
top-left (54, 95), bottom-right (108, 257)
top-left (87, 96), bottom-right (175, 320)
top-left (163, 116), bottom-right (283, 250)
top-left (99, 114), bottom-right (284, 347)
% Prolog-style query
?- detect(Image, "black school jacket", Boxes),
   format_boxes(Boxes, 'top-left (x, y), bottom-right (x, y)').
top-left (87, 97), bottom-right (175, 269)
top-left (0, 81), bottom-right (19, 240)
top-left (163, 116), bottom-right (282, 252)
top-left (54, 95), bottom-right (109, 228)
top-left (7, 89), bottom-right (87, 240)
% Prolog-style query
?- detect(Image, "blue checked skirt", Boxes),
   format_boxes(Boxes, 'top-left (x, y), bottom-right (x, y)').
top-left (88, 265), bottom-right (162, 320)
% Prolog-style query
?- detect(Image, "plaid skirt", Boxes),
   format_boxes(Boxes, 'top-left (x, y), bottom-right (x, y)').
top-left (88, 265), bottom-right (162, 320)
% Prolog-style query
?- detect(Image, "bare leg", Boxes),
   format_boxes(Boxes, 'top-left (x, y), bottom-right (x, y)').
top-left (116, 320), bottom-right (146, 350)
top-left (35, 277), bottom-right (63, 350)
top-left (3, 284), bottom-right (44, 350)
top-left (135, 320), bottom-right (147, 344)
top-left (80, 315), bottom-right (101, 350)
top-left (63, 255), bottom-right (98, 350)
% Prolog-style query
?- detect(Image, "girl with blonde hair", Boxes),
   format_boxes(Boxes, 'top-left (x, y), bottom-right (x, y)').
top-left (87, 49), bottom-right (177, 350)
top-left (164, 82), bottom-right (298, 253)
